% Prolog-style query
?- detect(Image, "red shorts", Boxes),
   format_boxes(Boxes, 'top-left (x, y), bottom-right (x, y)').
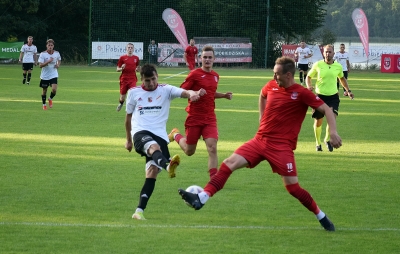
top-left (234, 137), bottom-right (297, 176)
top-left (188, 61), bottom-right (195, 70)
top-left (185, 122), bottom-right (218, 145)
top-left (120, 78), bottom-right (137, 95)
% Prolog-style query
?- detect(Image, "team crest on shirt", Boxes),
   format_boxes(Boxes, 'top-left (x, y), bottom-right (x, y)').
top-left (291, 92), bottom-right (298, 100)
top-left (148, 97), bottom-right (152, 102)
top-left (214, 76), bottom-right (218, 82)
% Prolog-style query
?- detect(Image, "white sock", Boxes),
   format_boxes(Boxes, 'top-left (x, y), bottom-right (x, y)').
top-left (316, 210), bottom-right (326, 220)
top-left (198, 191), bottom-right (209, 204)
top-left (135, 208), bottom-right (144, 213)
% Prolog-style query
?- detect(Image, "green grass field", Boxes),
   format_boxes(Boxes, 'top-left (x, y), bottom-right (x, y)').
top-left (1, 64), bottom-right (399, 253)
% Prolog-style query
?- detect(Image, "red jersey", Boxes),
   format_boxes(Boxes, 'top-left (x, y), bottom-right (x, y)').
top-left (180, 68), bottom-right (219, 124)
top-left (256, 80), bottom-right (324, 150)
top-left (185, 45), bottom-right (198, 63)
top-left (117, 54), bottom-right (140, 80)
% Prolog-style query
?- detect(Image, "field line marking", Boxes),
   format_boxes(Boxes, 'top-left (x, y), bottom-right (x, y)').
top-left (163, 71), bottom-right (187, 79)
top-left (1, 221), bottom-right (399, 232)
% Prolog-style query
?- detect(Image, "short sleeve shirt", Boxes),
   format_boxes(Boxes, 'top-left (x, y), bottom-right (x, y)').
top-left (307, 60), bottom-right (344, 95)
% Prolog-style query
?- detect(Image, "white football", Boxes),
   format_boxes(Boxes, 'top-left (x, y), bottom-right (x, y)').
top-left (185, 185), bottom-right (204, 194)
top-left (184, 185), bottom-right (204, 207)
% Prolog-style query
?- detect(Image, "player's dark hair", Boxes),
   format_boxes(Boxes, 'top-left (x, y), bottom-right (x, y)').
top-left (202, 45), bottom-right (215, 56)
top-left (140, 64), bottom-right (157, 77)
top-left (275, 56), bottom-right (295, 76)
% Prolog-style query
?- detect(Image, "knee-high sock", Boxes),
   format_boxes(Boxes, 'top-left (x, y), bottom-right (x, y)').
top-left (299, 72), bottom-right (303, 83)
top-left (325, 125), bottom-right (330, 142)
top-left (41, 95), bottom-right (46, 105)
top-left (204, 163), bottom-right (232, 197)
top-left (208, 168), bottom-right (218, 178)
top-left (27, 73), bottom-right (32, 82)
top-left (314, 125), bottom-right (322, 145)
top-left (285, 183), bottom-right (320, 215)
top-left (151, 150), bottom-right (168, 170)
top-left (137, 178), bottom-right (156, 210)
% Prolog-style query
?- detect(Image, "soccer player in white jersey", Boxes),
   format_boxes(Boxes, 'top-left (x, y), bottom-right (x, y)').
top-left (19, 36), bottom-right (38, 85)
top-left (333, 44), bottom-right (351, 96)
top-left (125, 63), bottom-right (205, 220)
top-left (38, 39), bottom-right (62, 110)
top-left (294, 41), bottom-right (313, 85)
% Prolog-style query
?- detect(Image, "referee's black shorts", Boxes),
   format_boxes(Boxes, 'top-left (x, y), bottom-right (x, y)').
top-left (312, 93), bottom-right (340, 119)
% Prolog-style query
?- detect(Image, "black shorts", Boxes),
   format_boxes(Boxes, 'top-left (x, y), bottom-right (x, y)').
top-left (22, 63), bottom-right (34, 71)
top-left (39, 78), bottom-right (58, 88)
top-left (133, 130), bottom-right (170, 163)
top-left (298, 63), bottom-right (309, 72)
top-left (312, 93), bottom-right (340, 119)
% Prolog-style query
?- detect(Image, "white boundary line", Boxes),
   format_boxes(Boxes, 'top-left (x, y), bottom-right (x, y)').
top-left (163, 71), bottom-right (187, 79)
top-left (1, 221), bottom-right (399, 231)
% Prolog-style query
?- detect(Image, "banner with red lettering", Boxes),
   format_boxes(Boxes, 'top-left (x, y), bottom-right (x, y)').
top-left (162, 8), bottom-right (188, 49)
top-left (158, 43), bottom-right (252, 63)
top-left (352, 8), bottom-right (369, 58)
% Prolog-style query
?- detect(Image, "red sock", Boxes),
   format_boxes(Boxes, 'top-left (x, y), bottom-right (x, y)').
top-left (285, 183), bottom-right (320, 215)
top-left (208, 168), bottom-right (217, 178)
top-left (204, 163), bottom-right (232, 197)
top-left (175, 133), bottom-right (183, 143)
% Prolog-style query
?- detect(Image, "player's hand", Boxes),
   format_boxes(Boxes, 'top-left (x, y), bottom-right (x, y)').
top-left (348, 92), bottom-right (354, 100)
top-left (329, 132), bottom-right (342, 149)
top-left (125, 140), bottom-right (133, 152)
top-left (307, 86), bottom-right (314, 91)
top-left (198, 88), bottom-right (206, 96)
top-left (225, 92), bottom-right (233, 100)
top-left (121, 64), bottom-right (126, 70)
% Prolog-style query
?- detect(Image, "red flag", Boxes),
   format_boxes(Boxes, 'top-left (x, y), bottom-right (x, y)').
top-left (352, 8), bottom-right (369, 57)
top-left (162, 8), bottom-right (188, 49)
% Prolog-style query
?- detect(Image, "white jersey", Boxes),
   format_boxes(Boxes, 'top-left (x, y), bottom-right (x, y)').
top-left (38, 50), bottom-right (62, 80)
top-left (334, 51), bottom-right (349, 71)
top-left (295, 47), bottom-right (312, 64)
top-left (126, 84), bottom-right (185, 142)
top-left (20, 44), bottom-right (37, 63)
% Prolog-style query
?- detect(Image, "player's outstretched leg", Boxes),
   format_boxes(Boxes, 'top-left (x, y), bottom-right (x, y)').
top-left (319, 215), bottom-right (335, 231)
top-left (178, 188), bottom-right (204, 210)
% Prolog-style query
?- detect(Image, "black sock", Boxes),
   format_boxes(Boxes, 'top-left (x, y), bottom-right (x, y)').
top-left (299, 72), bottom-right (303, 83)
top-left (27, 73), bottom-right (31, 82)
top-left (137, 178), bottom-right (156, 210)
top-left (151, 150), bottom-right (168, 169)
top-left (119, 100), bottom-right (124, 105)
top-left (23, 73), bottom-right (27, 80)
top-left (50, 92), bottom-right (56, 100)
top-left (41, 95), bottom-right (46, 105)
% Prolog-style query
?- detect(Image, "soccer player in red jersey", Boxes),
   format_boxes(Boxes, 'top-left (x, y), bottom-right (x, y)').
top-left (116, 43), bottom-right (140, 112)
top-left (178, 56), bottom-right (342, 231)
top-left (169, 45), bottom-right (232, 179)
top-left (184, 39), bottom-right (198, 70)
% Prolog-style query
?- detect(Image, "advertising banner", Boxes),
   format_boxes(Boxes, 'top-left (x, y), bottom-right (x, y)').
top-left (352, 8), bottom-right (369, 58)
top-left (0, 42), bottom-right (23, 58)
top-left (162, 8), bottom-right (188, 49)
top-left (91, 42), bottom-right (143, 60)
top-left (349, 45), bottom-right (400, 64)
top-left (158, 43), bottom-right (252, 63)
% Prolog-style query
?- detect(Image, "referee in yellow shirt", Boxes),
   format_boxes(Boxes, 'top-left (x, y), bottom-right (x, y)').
top-left (306, 44), bottom-right (354, 152)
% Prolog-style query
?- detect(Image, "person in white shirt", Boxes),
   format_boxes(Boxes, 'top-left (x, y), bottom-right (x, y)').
top-left (125, 63), bottom-right (205, 220)
top-left (294, 41), bottom-right (313, 85)
top-left (38, 39), bottom-right (62, 110)
top-left (19, 36), bottom-right (38, 85)
top-left (333, 44), bottom-right (351, 96)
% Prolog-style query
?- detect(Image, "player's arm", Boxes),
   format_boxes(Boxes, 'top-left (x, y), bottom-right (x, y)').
top-left (258, 90), bottom-right (267, 122)
top-left (183, 52), bottom-right (188, 65)
top-left (125, 113), bottom-right (133, 152)
top-left (315, 103), bottom-right (342, 149)
top-left (338, 77), bottom-right (354, 99)
top-left (39, 56), bottom-right (53, 68)
top-left (346, 59), bottom-right (351, 72)
top-left (19, 51), bottom-right (24, 62)
top-left (181, 88), bottom-right (206, 101)
top-left (214, 91), bottom-right (232, 100)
